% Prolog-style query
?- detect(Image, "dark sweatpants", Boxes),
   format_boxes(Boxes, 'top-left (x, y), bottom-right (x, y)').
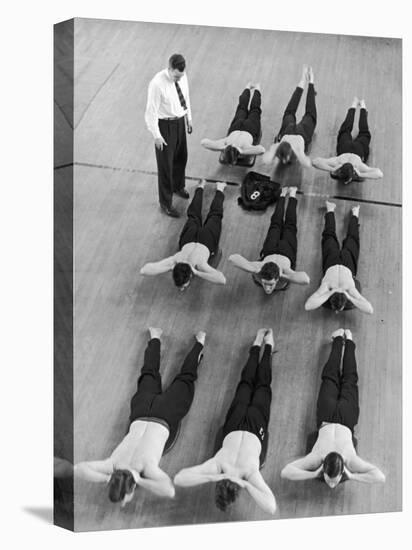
top-left (129, 338), bottom-right (203, 432)
top-left (336, 108), bottom-right (371, 162)
top-left (276, 84), bottom-right (317, 150)
top-left (155, 117), bottom-right (187, 209)
top-left (228, 88), bottom-right (262, 144)
top-left (222, 345), bottom-right (272, 445)
top-left (259, 197), bottom-right (298, 268)
top-left (322, 212), bottom-right (360, 275)
top-left (178, 187), bottom-right (224, 255)
top-left (316, 337), bottom-right (359, 432)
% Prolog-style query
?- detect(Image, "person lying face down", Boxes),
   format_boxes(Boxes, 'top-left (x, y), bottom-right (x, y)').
top-left (229, 186), bottom-right (310, 295)
top-left (201, 83), bottom-right (265, 162)
top-left (262, 65), bottom-right (316, 169)
top-left (140, 181), bottom-right (227, 290)
top-left (281, 329), bottom-right (385, 489)
top-left (312, 98), bottom-right (383, 184)
top-left (74, 328), bottom-right (206, 506)
top-left (304, 201), bottom-right (373, 314)
top-left (174, 329), bottom-right (278, 515)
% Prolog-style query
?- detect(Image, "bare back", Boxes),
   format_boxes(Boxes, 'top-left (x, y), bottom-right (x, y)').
top-left (214, 431), bottom-right (261, 478)
top-left (110, 420), bottom-right (170, 473)
top-left (330, 152), bottom-right (364, 169)
top-left (225, 130), bottom-right (254, 149)
top-left (281, 134), bottom-right (305, 157)
top-left (322, 264), bottom-right (355, 291)
top-left (176, 242), bottom-right (210, 268)
top-left (312, 423), bottom-right (357, 462)
top-left (262, 253), bottom-right (292, 273)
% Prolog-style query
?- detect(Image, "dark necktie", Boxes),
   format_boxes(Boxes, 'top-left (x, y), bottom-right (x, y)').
top-left (175, 81), bottom-right (187, 110)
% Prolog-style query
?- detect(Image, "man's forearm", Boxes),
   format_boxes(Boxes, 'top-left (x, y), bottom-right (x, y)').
top-left (74, 463), bottom-right (111, 483)
top-left (280, 465), bottom-right (319, 481)
top-left (244, 482), bottom-right (277, 515)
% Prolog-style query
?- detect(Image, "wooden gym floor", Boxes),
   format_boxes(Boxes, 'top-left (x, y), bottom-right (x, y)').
top-left (54, 18), bottom-right (401, 531)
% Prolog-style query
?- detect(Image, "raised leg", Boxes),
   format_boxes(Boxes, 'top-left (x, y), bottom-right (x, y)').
top-left (276, 87), bottom-right (303, 139)
top-left (316, 336), bottom-right (344, 427)
top-left (199, 189), bottom-right (225, 255)
top-left (178, 187), bottom-right (203, 249)
top-left (341, 211), bottom-right (360, 276)
top-left (153, 339), bottom-right (204, 427)
top-left (277, 196), bottom-right (298, 268)
top-left (336, 107), bottom-right (356, 155)
top-left (354, 106), bottom-right (371, 162)
top-left (244, 89), bottom-right (262, 143)
top-left (336, 338), bottom-right (360, 431)
top-left (321, 206), bottom-right (341, 273)
top-left (129, 335), bottom-right (163, 423)
top-left (259, 196), bottom-right (286, 258)
top-left (228, 88), bottom-right (251, 133)
top-left (250, 344), bottom-right (273, 427)
top-left (297, 83), bottom-right (317, 148)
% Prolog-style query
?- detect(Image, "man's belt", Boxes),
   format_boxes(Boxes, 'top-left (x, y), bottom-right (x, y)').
top-left (160, 115), bottom-right (184, 121)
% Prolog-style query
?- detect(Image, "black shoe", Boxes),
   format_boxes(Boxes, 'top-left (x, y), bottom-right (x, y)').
top-left (174, 188), bottom-right (189, 199)
top-left (160, 204), bottom-right (180, 218)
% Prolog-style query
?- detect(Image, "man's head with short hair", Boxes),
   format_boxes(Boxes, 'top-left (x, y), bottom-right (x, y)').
top-left (259, 261), bottom-right (280, 294)
top-left (322, 452), bottom-right (344, 488)
top-left (108, 469), bottom-right (137, 505)
top-left (172, 262), bottom-right (193, 290)
top-left (330, 291), bottom-right (347, 312)
top-left (331, 162), bottom-right (355, 184)
top-left (215, 479), bottom-right (241, 511)
top-left (168, 54), bottom-right (186, 81)
top-left (222, 145), bottom-right (240, 165)
top-left (275, 141), bottom-right (296, 165)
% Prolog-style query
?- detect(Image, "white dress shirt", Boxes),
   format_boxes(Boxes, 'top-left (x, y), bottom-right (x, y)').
top-left (145, 69), bottom-right (192, 140)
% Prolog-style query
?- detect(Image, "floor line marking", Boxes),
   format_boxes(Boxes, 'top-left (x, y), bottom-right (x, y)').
top-left (53, 162), bottom-right (402, 208)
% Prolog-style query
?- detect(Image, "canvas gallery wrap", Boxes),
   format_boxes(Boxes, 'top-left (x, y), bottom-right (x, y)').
top-left (54, 17), bottom-right (401, 532)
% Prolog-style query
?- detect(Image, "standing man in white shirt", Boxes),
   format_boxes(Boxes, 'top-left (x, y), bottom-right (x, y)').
top-left (145, 54), bottom-right (193, 218)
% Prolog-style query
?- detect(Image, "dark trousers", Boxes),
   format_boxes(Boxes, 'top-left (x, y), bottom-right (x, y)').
top-left (155, 117), bottom-right (187, 208)
top-left (228, 88), bottom-right (262, 144)
top-left (129, 338), bottom-right (203, 432)
top-left (316, 337), bottom-right (359, 432)
top-left (222, 345), bottom-right (272, 444)
top-left (259, 197), bottom-right (298, 268)
top-left (336, 108), bottom-right (371, 162)
top-left (178, 187), bottom-right (224, 255)
top-left (276, 84), bottom-right (317, 150)
top-left (322, 212), bottom-right (359, 275)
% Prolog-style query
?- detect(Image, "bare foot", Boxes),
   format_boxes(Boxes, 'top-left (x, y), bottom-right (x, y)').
top-left (254, 328), bottom-right (267, 347)
top-left (264, 328), bottom-right (274, 349)
top-left (344, 329), bottom-right (353, 341)
top-left (351, 205), bottom-right (360, 217)
top-left (299, 65), bottom-right (308, 88)
top-left (326, 200), bottom-right (336, 212)
top-left (149, 327), bottom-right (162, 340)
top-left (280, 186), bottom-right (288, 197)
top-left (196, 331), bottom-right (206, 345)
top-left (307, 66), bottom-right (314, 84)
top-left (198, 179), bottom-right (207, 189)
top-left (253, 83), bottom-right (261, 92)
top-left (245, 82), bottom-right (253, 89)
top-left (359, 99), bottom-right (366, 110)
top-left (288, 186), bottom-right (297, 198)
top-left (216, 181), bottom-right (227, 193)
top-left (351, 96), bottom-right (359, 109)
top-left (331, 328), bottom-right (344, 340)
